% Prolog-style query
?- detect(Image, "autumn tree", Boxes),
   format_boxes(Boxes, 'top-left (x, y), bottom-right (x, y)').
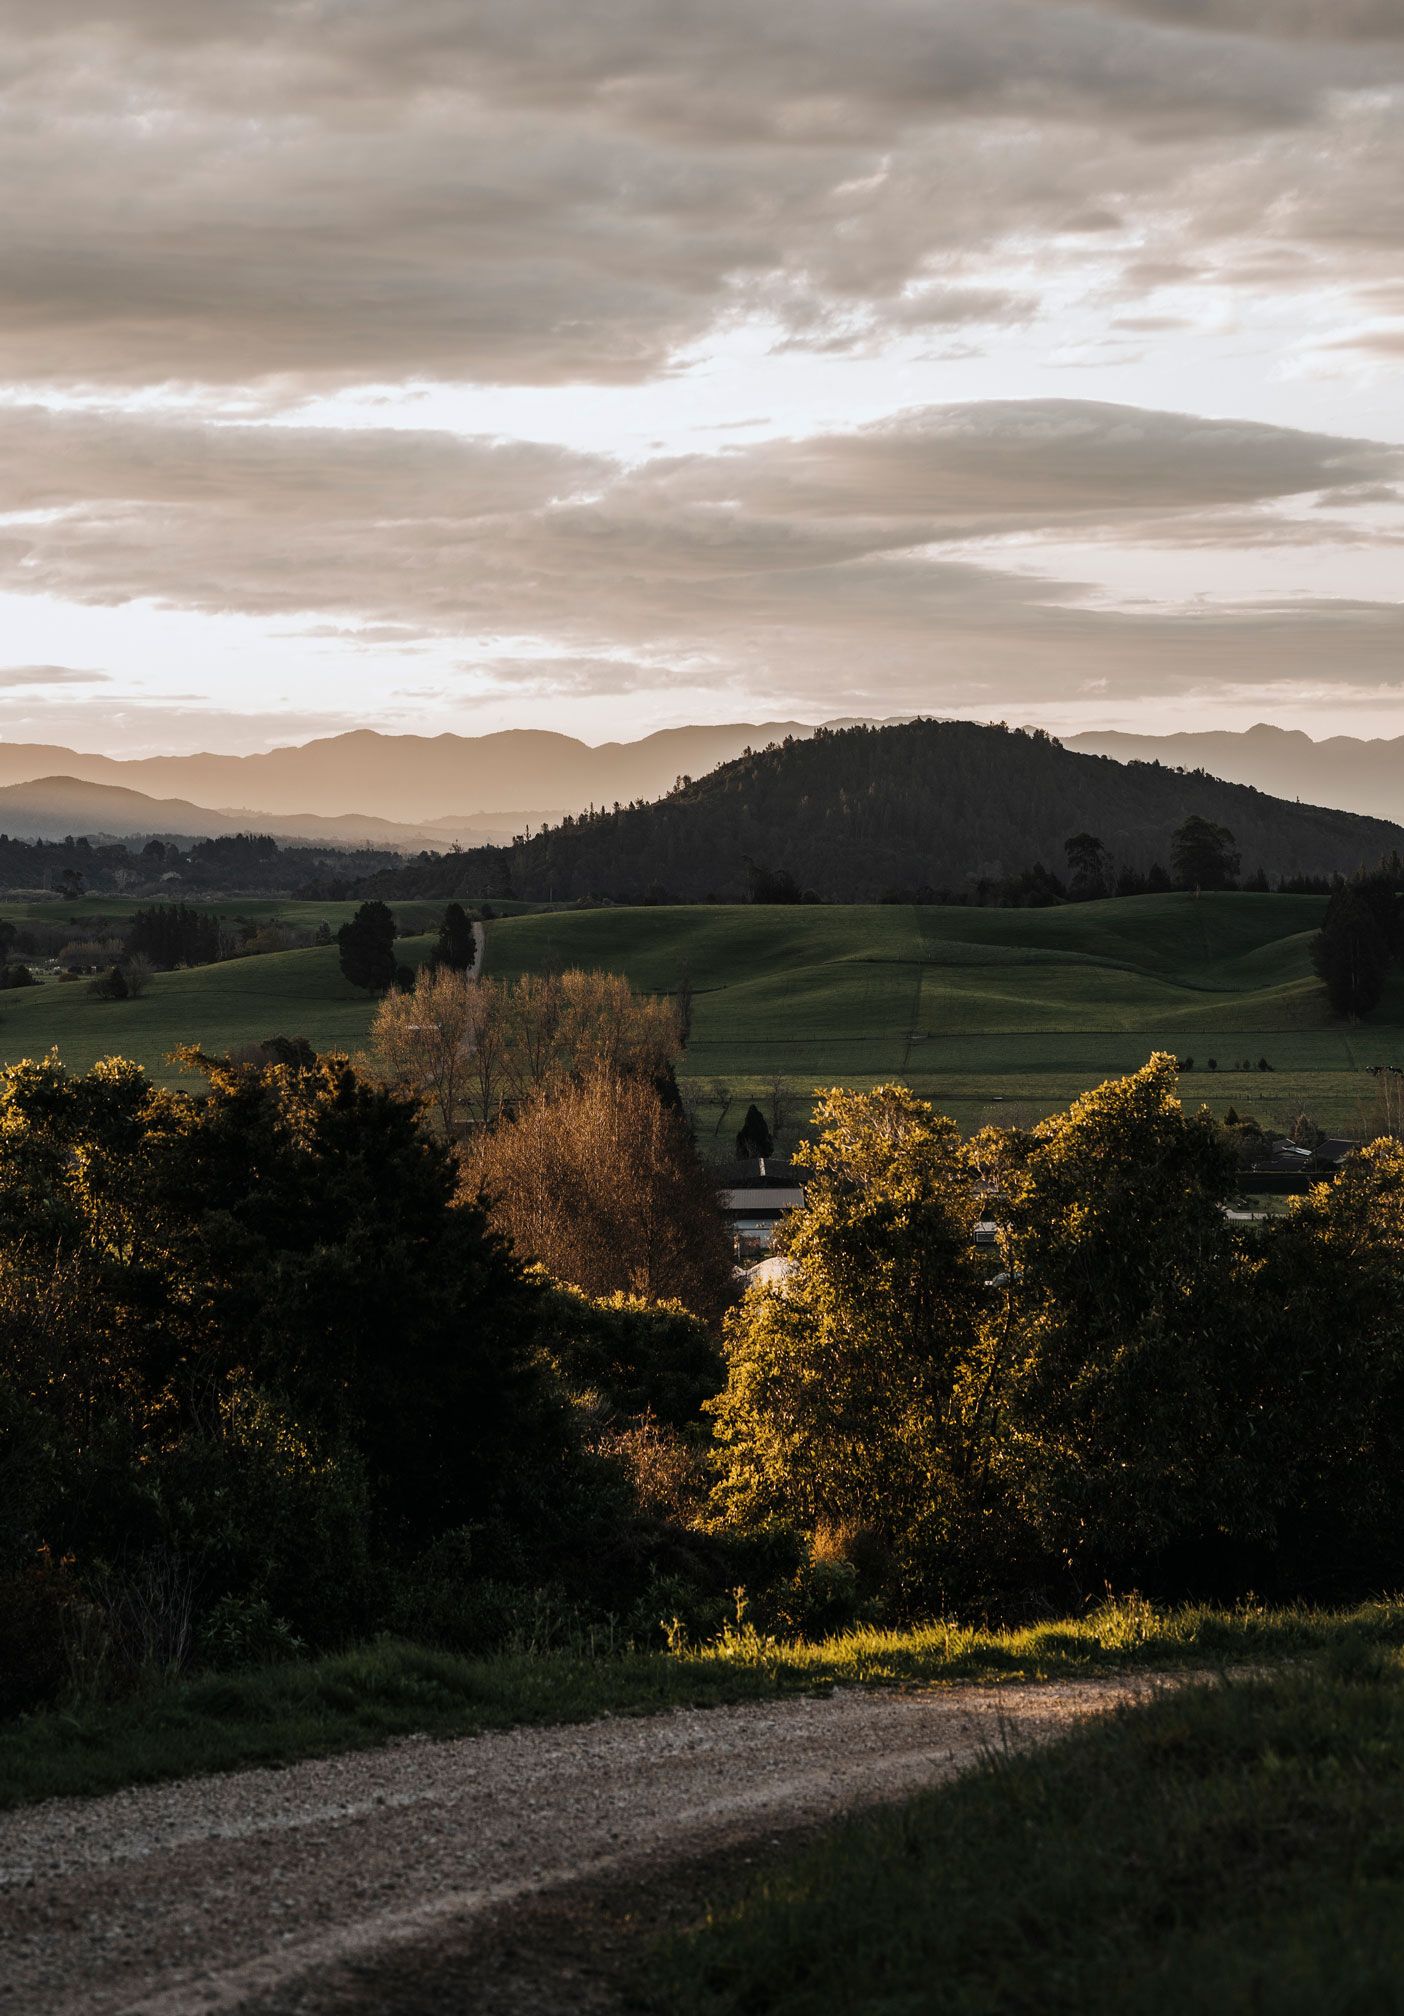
top-left (370, 965), bottom-right (480, 1135)
top-left (462, 1069), bottom-right (734, 1325)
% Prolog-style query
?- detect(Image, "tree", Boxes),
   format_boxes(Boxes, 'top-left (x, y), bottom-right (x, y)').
top-left (1171, 815), bottom-right (1240, 891)
top-left (735, 1102), bottom-right (774, 1160)
top-left (463, 1069), bottom-right (735, 1326)
top-left (995, 1054), bottom-right (1252, 1580)
top-left (1064, 832), bottom-right (1109, 901)
top-left (1313, 887), bottom-right (1389, 1019)
top-left (125, 903), bottom-right (221, 970)
top-left (435, 903), bottom-right (477, 974)
top-left (371, 965), bottom-right (481, 1136)
top-left (709, 1086), bottom-right (991, 1596)
top-left (0, 1048), bottom-right (571, 1549)
top-left (337, 901), bottom-right (398, 993)
top-left (88, 964), bottom-right (129, 1001)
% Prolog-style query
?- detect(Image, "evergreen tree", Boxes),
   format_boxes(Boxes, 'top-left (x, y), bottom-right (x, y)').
top-left (1313, 887), bottom-right (1390, 1019)
top-left (735, 1102), bottom-right (774, 1159)
top-left (435, 902), bottom-right (477, 972)
top-left (337, 901), bottom-right (398, 992)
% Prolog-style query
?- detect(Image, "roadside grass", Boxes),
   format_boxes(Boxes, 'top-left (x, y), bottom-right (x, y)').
top-left (4, 1598), bottom-right (1403, 1810)
top-left (656, 1643), bottom-right (1404, 2015)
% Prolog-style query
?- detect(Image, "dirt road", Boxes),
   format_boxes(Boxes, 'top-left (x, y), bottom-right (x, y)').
top-left (0, 1677), bottom-right (1163, 2015)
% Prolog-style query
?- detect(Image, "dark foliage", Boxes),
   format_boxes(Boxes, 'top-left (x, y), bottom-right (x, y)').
top-left (735, 1103), bottom-right (774, 1159)
top-left (351, 721), bottom-right (1404, 905)
top-left (434, 901), bottom-right (477, 972)
top-left (1313, 886), bottom-right (1391, 1019)
top-left (1171, 813), bottom-right (1241, 890)
top-left (336, 900), bottom-right (398, 992)
top-left (125, 902), bottom-right (222, 969)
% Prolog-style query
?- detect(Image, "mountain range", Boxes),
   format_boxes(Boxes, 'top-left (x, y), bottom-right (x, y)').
top-left (1066, 725), bottom-right (1404, 827)
top-left (355, 719), bottom-right (1404, 906)
top-left (0, 776), bottom-right (522, 850)
top-left (0, 722), bottom-right (844, 830)
top-left (0, 718), bottom-right (1397, 854)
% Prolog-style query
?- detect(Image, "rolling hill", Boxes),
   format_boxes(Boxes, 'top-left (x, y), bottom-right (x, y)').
top-left (358, 719), bottom-right (1404, 905)
top-left (483, 892), bottom-right (1402, 1137)
top-left (3, 889), bottom-right (1397, 1135)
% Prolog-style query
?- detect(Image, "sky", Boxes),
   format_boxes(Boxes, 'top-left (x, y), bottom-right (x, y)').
top-left (1, 0), bottom-right (1402, 757)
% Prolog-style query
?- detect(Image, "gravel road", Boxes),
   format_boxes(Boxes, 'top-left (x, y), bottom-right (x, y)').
top-left (0, 1676), bottom-right (1164, 2016)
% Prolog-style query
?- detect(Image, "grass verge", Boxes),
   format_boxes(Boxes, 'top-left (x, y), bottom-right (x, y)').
top-left (656, 1640), bottom-right (1404, 2014)
top-left (4, 1598), bottom-right (1403, 1811)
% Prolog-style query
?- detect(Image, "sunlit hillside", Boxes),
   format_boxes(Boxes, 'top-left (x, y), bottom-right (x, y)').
top-left (486, 893), bottom-right (1404, 1137)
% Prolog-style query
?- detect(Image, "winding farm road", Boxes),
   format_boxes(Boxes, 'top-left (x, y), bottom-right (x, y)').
top-left (0, 1676), bottom-right (1166, 2016)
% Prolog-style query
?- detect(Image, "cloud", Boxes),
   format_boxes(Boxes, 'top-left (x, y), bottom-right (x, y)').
top-left (0, 663), bottom-right (111, 687)
top-left (0, 2), bottom-right (1397, 392)
top-left (1064, 1), bottom-right (1404, 39)
top-left (0, 396), bottom-right (1399, 719)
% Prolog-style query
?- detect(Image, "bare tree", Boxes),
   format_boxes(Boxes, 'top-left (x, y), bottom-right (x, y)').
top-left (370, 966), bottom-right (481, 1135)
top-left (123, 953), bottom-right (154, 999)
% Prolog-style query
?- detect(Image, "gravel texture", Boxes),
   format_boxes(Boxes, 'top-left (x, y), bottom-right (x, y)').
top-left (0, 1676), bottom-right (1165, 2015)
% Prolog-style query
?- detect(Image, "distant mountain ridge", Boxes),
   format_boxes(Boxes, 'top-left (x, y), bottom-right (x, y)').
top-left (1065, 725), bottom-right (1404, 826)
top-left (0, 721), bottom-right (863, 826)
top-left (355, 719), bottom-right (1404, 905)
top-left (0, 776), bottom-right (519, 850)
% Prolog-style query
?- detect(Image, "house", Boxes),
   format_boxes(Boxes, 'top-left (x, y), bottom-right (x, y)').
top-left (719, 1156), bottom-right (805, 1256)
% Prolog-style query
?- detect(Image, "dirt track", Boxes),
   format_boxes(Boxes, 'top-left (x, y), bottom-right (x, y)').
top-left (0, 1677), bottom-right (1164, 2016)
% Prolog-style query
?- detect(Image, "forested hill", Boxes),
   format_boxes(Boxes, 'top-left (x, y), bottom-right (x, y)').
top-left (355, 720), bottom-right (1404, 905)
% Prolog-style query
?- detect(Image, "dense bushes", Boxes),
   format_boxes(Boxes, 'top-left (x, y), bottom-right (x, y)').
top-left (0, 1048), bottom-right (709, 1712)
top-left (9, 1043), bottom-right (1404, 1720)
top-left (711, 1057), bottom-right (1404, 1612)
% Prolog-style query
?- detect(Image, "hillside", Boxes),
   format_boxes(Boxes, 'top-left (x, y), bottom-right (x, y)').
top-left (1067, 724), bottom-right (1404, 826)
top-left (483, 893), bottom-right (1402, 1137)
top-left (359, 720), bottom-right (1404, 905)
top-left (4, 890), bottom-right (1396, 1131)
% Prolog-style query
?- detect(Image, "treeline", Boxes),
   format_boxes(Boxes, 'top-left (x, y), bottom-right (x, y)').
top-left (0, 829), bottom-right (408, 900)
top-left (353, 720), bottom-right (1404, 905)
top-left (1313, 867), bottom-right (1404, 1019)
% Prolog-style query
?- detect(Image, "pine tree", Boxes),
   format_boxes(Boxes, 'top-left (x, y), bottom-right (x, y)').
top-left (337, 901), bottom-right (398, 993)
top-left (1313, 887), bottom-right (1390, 1019)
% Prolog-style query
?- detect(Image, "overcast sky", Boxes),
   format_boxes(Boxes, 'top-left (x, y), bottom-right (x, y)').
top-left (1, 0), bottom-right (1402, 755)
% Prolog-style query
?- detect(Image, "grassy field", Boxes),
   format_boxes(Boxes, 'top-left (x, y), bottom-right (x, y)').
top-left (657, 1645), bottom-right (1404, 2015)
top-left (3, 889), bottom-right (1399, 1126)
top-left (5, 1599), bottom-right (1401, 1810)
top-left (485, 892), bottom-right (1404, 1137)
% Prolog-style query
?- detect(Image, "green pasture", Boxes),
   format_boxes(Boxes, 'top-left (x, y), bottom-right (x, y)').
top-left (2, 889), bottom-right (1398, 1128)
top-left (485, 892), bottom-right (1402, 1137)
top-left (0, 934), bottom-right (434, 1083)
